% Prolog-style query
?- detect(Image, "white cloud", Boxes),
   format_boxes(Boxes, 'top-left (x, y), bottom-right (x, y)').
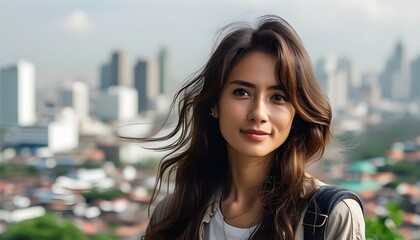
top-left (62, 10), bottom-right (92, 33)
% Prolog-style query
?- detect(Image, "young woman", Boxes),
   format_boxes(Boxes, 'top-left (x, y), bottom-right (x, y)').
top-left (142, 15), bottom-right (365, 239)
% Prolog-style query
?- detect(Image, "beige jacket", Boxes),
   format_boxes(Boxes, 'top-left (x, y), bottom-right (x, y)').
top-left (147, 180), bottom-right (366, 240)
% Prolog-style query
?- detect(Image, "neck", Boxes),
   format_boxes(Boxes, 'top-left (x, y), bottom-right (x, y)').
top-left (226, 148), bottom-right (272, 195)
top-left (221, 149), bottom-right (272, 228)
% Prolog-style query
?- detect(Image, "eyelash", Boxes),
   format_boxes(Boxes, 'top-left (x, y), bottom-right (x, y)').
top-left (233, 89), bottom-right (249, 96)
top-left (272, 94), bottom-right (287, 102)
top-left (232, 89), bottom-right (288, 102)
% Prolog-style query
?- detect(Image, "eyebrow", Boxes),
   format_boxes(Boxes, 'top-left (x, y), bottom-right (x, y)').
top-left (228, 79), bottom-right (284, 91)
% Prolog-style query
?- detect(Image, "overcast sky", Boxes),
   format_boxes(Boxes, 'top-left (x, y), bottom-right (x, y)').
top-left (1, 0), bottom-right (419, 90)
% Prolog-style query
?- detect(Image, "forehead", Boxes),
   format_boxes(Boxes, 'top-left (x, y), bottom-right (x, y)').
top-left (225, 51), bottom-right (280, 86)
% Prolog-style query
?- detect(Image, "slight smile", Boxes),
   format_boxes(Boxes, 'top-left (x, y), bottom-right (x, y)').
top-left (240, 129), bottom-right (270, 142)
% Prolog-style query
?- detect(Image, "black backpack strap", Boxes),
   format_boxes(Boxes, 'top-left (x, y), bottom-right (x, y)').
top-left (303, 185), bottom-right (364, 240)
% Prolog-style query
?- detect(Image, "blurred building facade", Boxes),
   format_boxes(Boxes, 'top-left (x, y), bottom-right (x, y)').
top-left (0, 60), bottom-right (36, 128)
top-left (134, 58), bottom-right (160, 113)
top-left (315, 56), bottom-right (356, 111)
top-left (411, 56), bottom-right (420, 101)
top-left (100, 50), bottom-right (128, 90)
top-left (158, 47), bottom-right (169, 94)
top-left (380, 41), bottom-right (411, 101)
top-left (61, 81), bottom-right (89, 120)
top-left (9, 108), bottom-right (79, 153)
top-left (95, 86), bottom-right (138, 122)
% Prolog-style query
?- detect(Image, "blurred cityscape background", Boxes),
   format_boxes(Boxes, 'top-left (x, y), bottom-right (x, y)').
top-left (1, 0), bottom-right (420, 239)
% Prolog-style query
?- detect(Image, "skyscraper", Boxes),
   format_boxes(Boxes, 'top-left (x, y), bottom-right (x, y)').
top-left (61, 81), bottom-right (89, 120)
top-left (134, 59), bottom-right (160, 113)
top-left (111, 51), bottom-right (127, 87)
top-left (95, 86), bottom-right (138, 122)
top-left (337, 58), bottom-right (362, 90)
top-left (380, 41), bottom-right (411, 101)
top-left (100, 63), bottom-right (112, 90)
top-left (158, 47), bottom-right (169, 94)
top-left (411, 56), bottom-right (420, 101)
top-left (315, 56), bottom-right (349, 111)
top-left (0, 60), bottom-right (35, 127)
top-left (100, 50), bottom-right (128, 90)
top-left (134, 60), bottom-right (147, 112)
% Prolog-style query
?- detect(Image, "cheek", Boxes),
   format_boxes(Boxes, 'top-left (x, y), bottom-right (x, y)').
top-left (218, 103), bottom-right (247, 132)
top-left (221, 107), bottom-right (244, 122)
top-left (220, 99), bottom-right (244, 118)
top-left (273, 111), bottom-right (295, 129)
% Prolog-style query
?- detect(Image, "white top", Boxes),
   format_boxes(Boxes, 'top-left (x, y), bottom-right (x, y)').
top-left (148, 179), bottom-right (366, 239)
top-left (208, 205), bottom-right (259, 240)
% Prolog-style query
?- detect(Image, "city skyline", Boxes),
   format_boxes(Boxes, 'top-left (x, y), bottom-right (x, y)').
top-left (1, 0), bottom-right (420, 90)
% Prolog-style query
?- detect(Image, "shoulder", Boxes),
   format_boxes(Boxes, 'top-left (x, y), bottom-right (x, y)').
top-left (306, 177), bottom-right (366, 239)
top-left (326, 198), bottom-right (366, 240)
top-left (148, 192), bottom-right (220, 227)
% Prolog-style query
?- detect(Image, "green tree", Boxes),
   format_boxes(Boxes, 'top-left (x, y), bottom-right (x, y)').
top-left (0, 163), bottom-right (39, 179)
top-left (338, 117), bottom-right (420, 161)
top-left (366, 203), bottom-right (405, 240)
top-left (379, 161), bottom-right (420, 184)
top-left (82, 188), bottom-right (124, 203)
top-left (0, 214), bottom-right (87, 240)
top-left (80, 161), bottom-right (102, 169)
top-left (0, 214), bottom-right (118, 240)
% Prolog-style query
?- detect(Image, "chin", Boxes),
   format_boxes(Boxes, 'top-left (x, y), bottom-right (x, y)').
top-left (243, 151), bottom-right (274, 159)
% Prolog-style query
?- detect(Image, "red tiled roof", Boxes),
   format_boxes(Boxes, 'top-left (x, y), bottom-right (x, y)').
top-left (114, 222), bottom-right (147, 237)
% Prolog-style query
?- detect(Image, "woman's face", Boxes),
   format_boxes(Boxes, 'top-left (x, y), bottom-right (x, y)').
top-left (213, 51), bottom-right (295, 160)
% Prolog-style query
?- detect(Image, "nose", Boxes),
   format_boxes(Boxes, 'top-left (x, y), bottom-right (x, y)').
top-left (248, 99), bottom-right (269, 123)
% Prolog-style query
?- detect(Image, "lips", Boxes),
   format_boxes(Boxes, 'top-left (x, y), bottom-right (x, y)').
top-left (241, 129), bottom-right (270, 141)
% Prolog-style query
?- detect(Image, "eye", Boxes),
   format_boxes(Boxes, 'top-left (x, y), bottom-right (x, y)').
top-left (272, 94), bottom-right (287, 102)
top-left (233, 89), bottom-right (250, 97)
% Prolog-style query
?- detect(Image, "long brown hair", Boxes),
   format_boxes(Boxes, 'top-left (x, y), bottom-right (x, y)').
top-left (141, 15), bottom-right (332, 239)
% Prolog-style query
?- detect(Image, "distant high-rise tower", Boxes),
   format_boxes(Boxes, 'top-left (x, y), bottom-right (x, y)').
top-left (0, 60), bottom-right (36, 127)
top-left (61, 81), bottom-right (89, 120)
top-left (411, 56), bottom-right (420, 100)
top-left (100, 50), bottom-right (127, 90)
top-left (380, 41), bottom-right (411, 101)
top-left (337, 58), bottom-right (362, 96)
top-left (100, 63), bottom-right (112, 90)
top-left (134, 59), bottom-right (160, 113)
top-left (95, 86), bottom-right (138, 122)
top-left (315, 56), bottom-right (350, 111)
top-left (158, 47), bottom-right (169, 94)
top-left (111, 51), bottom-right (127, 86)
top-left (315, 56), bottom-right (363, 111)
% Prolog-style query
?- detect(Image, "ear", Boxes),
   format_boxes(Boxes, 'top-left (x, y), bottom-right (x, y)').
top-left (210, 105), bottom-right (219, 118)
